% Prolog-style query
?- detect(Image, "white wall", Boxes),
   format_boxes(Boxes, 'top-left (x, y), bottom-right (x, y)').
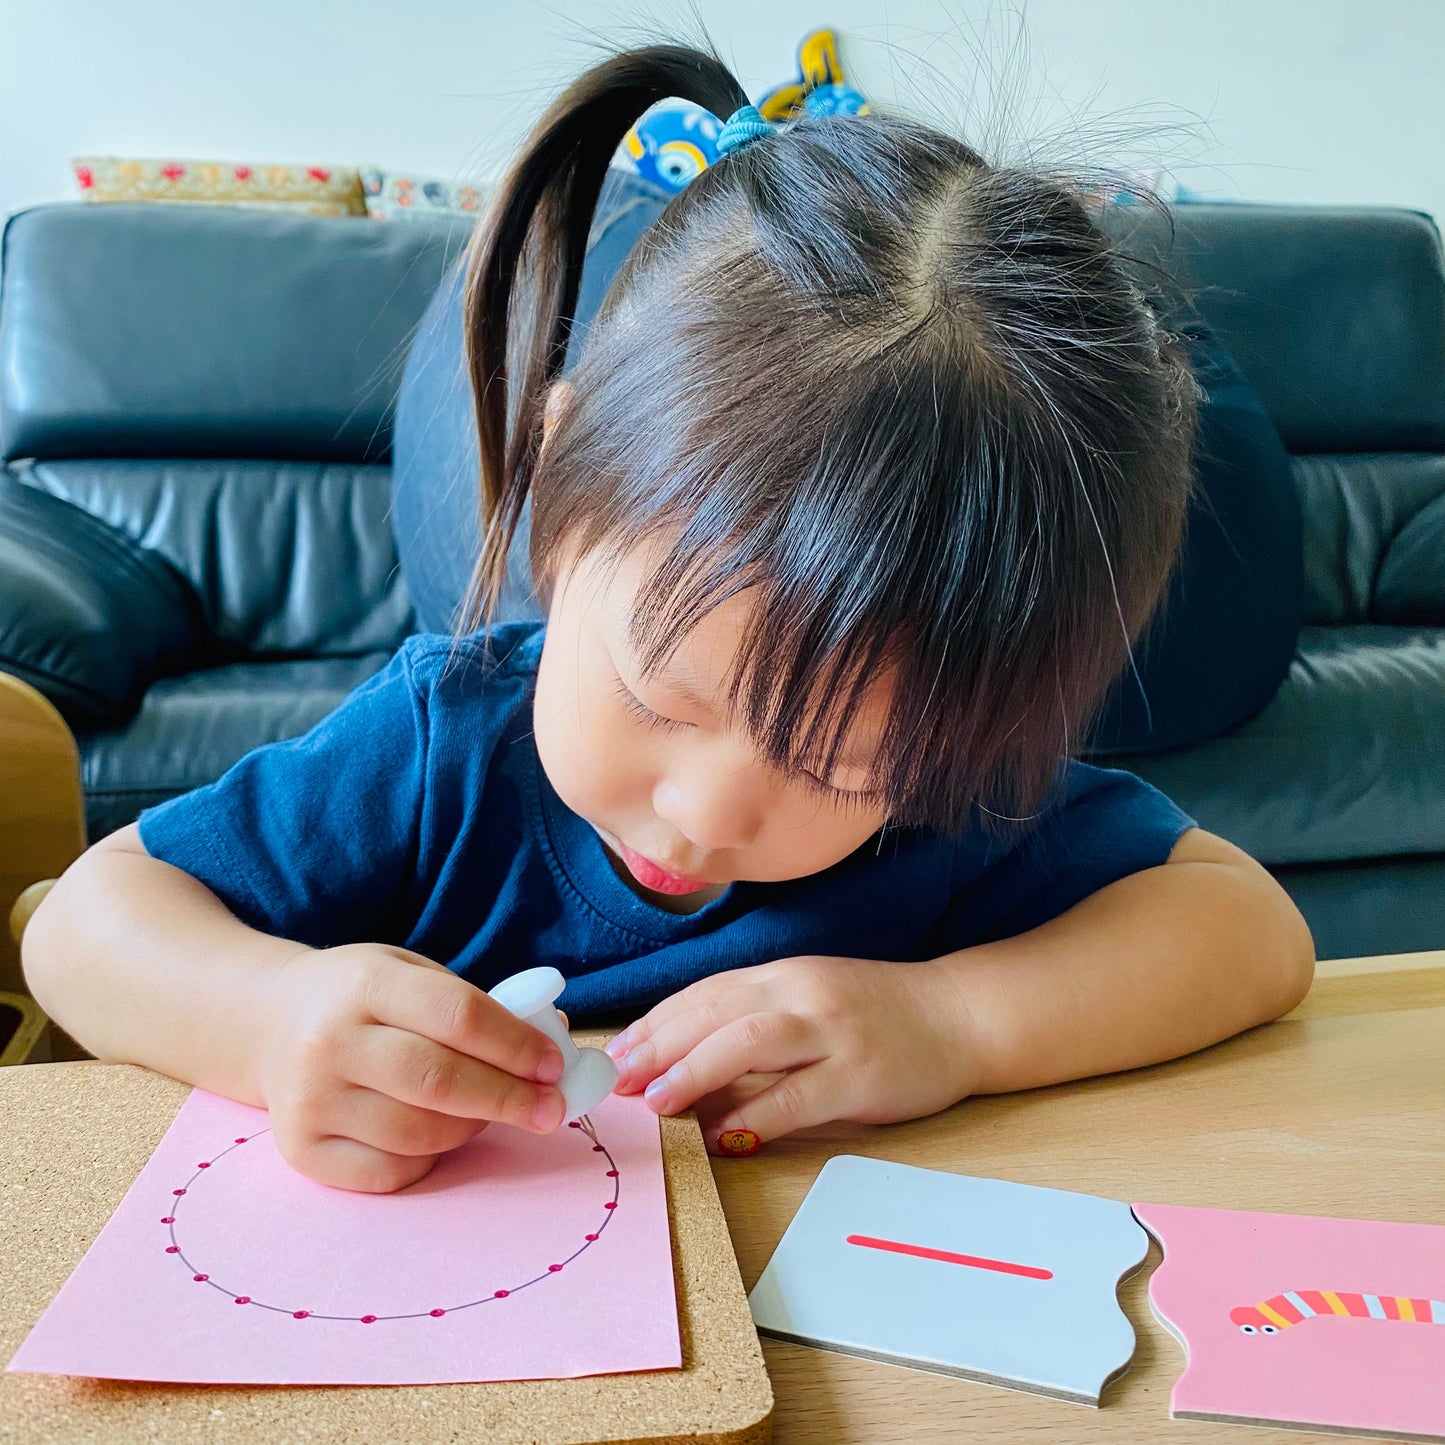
top-left (2, 0), bottom-right (1442, 228)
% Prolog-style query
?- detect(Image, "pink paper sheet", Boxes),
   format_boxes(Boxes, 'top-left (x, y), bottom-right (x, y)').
top-left (1135, 1202), bottom-right (1445, 1441)
top-left (7, 1087), bottom-right (681, 1385)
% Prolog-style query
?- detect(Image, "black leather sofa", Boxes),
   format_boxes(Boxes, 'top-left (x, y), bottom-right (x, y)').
top-left (0, 204), bottom-right (474, 838)
top-left (1112, 207), bottom-right (1445, 961)
top-left (1, 199), bottom-right (1441, 960)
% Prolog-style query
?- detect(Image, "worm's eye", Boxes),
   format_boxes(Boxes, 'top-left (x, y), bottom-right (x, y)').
top-left (1239, 1324), bottom-right (1257, 1334)
top-left (1262, 1325), bottom-right (1279, 1335)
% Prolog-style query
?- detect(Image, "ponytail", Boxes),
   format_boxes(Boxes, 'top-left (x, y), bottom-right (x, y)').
top-left (462, 44), bottom-right (749, 631)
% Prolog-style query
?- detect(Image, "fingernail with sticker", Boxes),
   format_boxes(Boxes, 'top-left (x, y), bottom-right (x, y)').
top-left (716, 1128), bottom-right (762, 1157)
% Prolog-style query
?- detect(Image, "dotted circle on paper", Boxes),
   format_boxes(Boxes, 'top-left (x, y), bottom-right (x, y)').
top-left (156, 1119), bottom-right (620, 1323)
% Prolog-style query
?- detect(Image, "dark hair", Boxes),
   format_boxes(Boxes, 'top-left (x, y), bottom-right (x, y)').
top-left (462, 40), bottom-right (1201, 834)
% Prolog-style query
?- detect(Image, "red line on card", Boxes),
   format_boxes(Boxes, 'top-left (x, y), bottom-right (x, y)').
top-left (846, 1234), bottom-right (1053, 1280)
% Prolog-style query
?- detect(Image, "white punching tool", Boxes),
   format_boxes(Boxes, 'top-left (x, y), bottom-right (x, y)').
top-left (487, 966), bottom-right (618, 1122)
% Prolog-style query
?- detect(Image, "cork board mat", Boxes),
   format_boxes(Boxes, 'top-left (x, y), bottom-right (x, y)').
top-left (0, 1059), bottom-right (773, 1445)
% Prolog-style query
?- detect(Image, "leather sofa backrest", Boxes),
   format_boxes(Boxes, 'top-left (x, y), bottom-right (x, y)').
top-left (1109, 203), bottom-right (1445, 454)
top-left (0, 204), bottom-right (477, 658)
top-left (1105, 202), bottom-right (1445, 626)
top-left (4, 199), bottom-right (1443, 649)
top-left (0, 204), bottom-right (477, 463)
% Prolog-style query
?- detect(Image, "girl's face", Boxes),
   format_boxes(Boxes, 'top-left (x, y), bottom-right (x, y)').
top-left (532, 540), bottom-right (892, 914)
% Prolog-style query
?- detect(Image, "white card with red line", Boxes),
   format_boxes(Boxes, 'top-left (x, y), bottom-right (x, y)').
top-left (747, 1155), bottom-right (1148, 1404)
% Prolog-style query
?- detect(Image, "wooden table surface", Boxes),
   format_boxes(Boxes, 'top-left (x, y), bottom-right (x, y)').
top-left (710, 949), bottom-right (1445, 1444)
top-left (3, 950), bottom-right (1443, 1444)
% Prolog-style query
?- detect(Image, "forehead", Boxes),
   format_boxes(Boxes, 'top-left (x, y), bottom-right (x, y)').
top-left (605, 554), bottom-right (744, 690)
top-left (595, 543), bottom-right (894, 769)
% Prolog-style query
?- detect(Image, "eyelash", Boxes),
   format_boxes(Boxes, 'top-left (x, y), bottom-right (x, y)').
top-left (799, 769), bottom-right (882, 815)
top-left (613, 678), bottom-right (882, 813)
top-left (611, 678), bottom-right (690, 734)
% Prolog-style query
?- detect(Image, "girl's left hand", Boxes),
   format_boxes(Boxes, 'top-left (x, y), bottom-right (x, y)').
top-left (603, 956), bottom-right (980, 1154)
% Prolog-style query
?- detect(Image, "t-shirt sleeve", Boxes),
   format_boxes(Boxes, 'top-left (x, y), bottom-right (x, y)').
top-left (136, 643), bottom-right (430, 948)
top-left (930, 761), bottom-right (1197, 955)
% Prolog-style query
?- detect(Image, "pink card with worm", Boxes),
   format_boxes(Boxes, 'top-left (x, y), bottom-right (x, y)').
top-left (1134, 1202), bottom-right (1445, 1441)
top-left (748, 1155), bottom-right (1149, 1404)
top-left (6, 1087), bottom-right (680, 1385)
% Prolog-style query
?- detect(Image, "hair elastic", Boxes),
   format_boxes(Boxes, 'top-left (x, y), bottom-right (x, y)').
top-left (716, 103), bottom-right (774, 158)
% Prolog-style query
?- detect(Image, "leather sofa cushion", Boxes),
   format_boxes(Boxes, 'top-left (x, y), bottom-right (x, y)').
top-left (1378, 495), bottom-right (1445, 625)
top-left (0, 203), bottom-right (475, 463)
top-left (1295, 453), bottom-right (1445, 625)
top-left (17, 458), bottom-right (412, 657)
top-left (79, 653), bottom-right (391, 839)
top-left (0, 472), bottom-right (202, 723)
top-left (1117, 624), bottom-right (1445, 866)
top-left (1272, 855), bottom-right (1445, 964)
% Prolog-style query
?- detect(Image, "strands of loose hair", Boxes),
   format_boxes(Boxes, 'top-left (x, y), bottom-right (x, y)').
top-left (460, 38), bottom-right (1200, 836)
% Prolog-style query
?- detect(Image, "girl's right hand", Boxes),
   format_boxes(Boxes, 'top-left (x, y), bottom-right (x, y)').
top-left (254, 943), bottom-right (568, 1194)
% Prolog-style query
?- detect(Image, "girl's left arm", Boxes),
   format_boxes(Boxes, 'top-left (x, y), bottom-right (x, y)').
top-left (607, 828), bottom-right (1315, 1151)
top-left (920, 827), bottom-right (1315, 1096)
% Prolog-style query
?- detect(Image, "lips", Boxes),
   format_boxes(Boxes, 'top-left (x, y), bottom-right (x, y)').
top-left (614, 841), bottom-right (711, 895)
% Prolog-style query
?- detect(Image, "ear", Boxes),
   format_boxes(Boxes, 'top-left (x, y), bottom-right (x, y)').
top-left (542, 379), bottom-right (575, 445)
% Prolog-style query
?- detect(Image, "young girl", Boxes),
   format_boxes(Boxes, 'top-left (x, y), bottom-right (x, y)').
top-left (23, 43), bottom-right (1313, 1194)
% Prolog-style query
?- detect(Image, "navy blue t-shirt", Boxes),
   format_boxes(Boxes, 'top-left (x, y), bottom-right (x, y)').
top-left (137, 622), bottom-right (1196, 1019)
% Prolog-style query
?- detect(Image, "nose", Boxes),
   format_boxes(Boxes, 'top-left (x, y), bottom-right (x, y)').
top-left (652, 750), bottom-right (766, 854)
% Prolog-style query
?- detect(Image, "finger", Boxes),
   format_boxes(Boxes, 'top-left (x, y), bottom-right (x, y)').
top-left (604, 969), bottom-right (767, 1067)
top-left (703, 1060), bottom-right (851, 1155)
top-left (608, 977), bottom-right (772, 1093)
top-left (362, 963), bottom-right (565, 1086)
top-left (342, 1022), bottom-right (566, 1133)
top-left (322, 1083), bottom-right (490, 1157)
top-left (692, 1071), bottom-right (784, 1120)
top-left (282, 1132), bottom-right (441, 1195)
top-left (638, 1013), bottom-right (823, 1116)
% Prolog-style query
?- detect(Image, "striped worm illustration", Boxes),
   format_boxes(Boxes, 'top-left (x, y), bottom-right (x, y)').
top-left (1231, 1290), bottom-right (1445, 1334)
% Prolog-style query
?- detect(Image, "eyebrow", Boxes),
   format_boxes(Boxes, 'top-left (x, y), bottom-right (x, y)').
top-left (660, 671), bottom-right (717, 717)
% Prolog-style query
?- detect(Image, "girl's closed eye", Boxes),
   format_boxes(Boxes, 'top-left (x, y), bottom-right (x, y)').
top-left (613, 673), bottom-right (882, 814)
top-left (611, 676), bottom-right (691, 734)
top-left (798, 767), bottom-right (886, 816)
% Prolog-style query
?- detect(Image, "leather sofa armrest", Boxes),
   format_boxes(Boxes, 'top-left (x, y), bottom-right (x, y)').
top-left (0, 473), bottom-right (204, 725)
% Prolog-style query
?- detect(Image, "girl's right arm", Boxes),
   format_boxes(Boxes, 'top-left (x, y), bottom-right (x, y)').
top-left (21, 825), bottom-right (568, 1193)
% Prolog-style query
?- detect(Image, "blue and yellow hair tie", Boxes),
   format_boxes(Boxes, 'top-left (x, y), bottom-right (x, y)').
top-left (716, 104), bottom-right (774, 158)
